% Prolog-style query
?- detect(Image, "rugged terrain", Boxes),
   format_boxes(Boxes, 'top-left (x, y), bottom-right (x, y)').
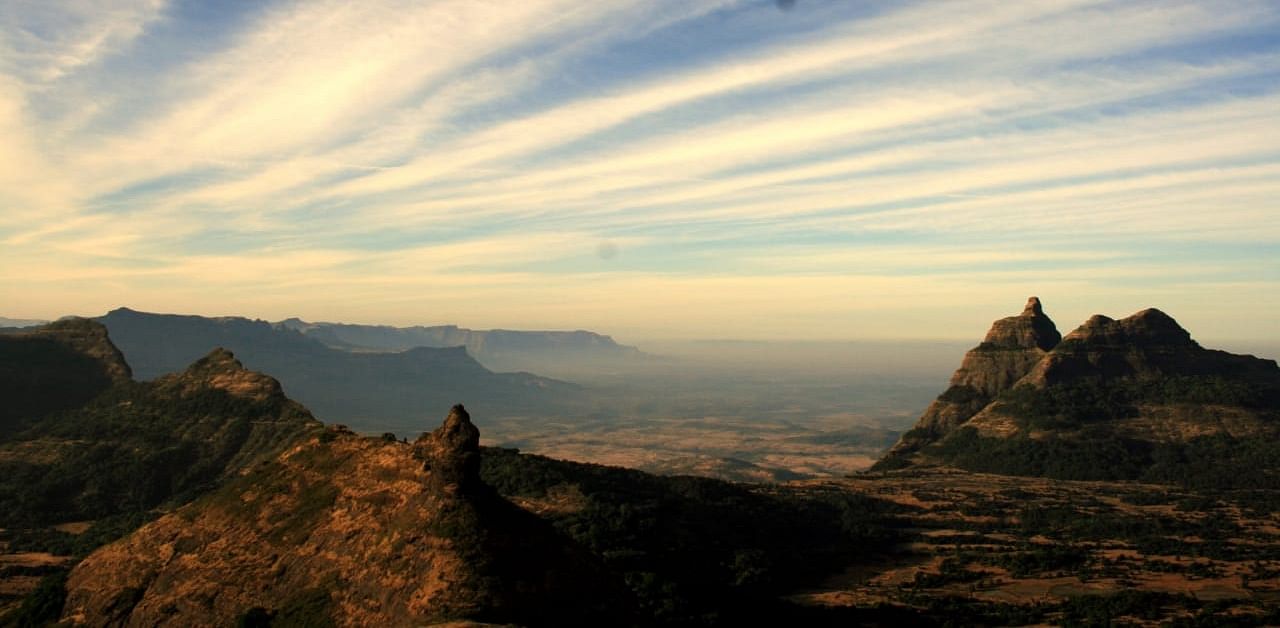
top-left (876, 298), bottom-right (1280, 486)
top-left (61, 406), bottom-right (621, 627)
top-left (4, 303), bottom-right (1280, 626)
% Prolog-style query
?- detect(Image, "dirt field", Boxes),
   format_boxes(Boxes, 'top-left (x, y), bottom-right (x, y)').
top-left (781, 469), bottom-right (1280, 624)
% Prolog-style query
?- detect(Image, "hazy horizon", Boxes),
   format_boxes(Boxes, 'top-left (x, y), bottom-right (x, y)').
top-left (5, 306), bottom-right (1278, 365)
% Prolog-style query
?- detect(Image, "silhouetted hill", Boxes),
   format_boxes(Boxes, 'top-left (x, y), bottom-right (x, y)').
top-left (277, 317), bottom-right (646, 377)
top-left (875, 298), bottom-right (1280, 487)
top-left (97, 308), bottom-right (580, 431)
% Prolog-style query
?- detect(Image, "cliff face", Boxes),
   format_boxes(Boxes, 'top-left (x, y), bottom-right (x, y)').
top-left (62, 406), bottom-right (623, 627)
top-left (27, 318), bottom-right (133, 383)
top-left (876, 299), bottom-right (1280, 481)
top-left (882, 297), bottom-right (1060, 459)
top-left (1, 319), bottom-right (133, 433)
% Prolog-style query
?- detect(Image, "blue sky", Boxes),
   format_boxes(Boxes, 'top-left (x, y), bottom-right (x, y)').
top-left (2, 0), bottom-right (1278, 342)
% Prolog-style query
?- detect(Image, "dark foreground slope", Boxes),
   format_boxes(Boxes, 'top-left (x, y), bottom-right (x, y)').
top-left (876, 298), bottom-right (1280, 487)
top-left (97, 307), bottom-right (579, 430)
top-left (57, 405), bottom-right (909, 627)
top-left (62, 406), bottom-right (624, 627)
top-left (0, 321), bottom-right (320, 528)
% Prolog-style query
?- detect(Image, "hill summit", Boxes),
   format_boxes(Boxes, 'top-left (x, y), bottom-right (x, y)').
top-left (876, 298), bottom-right (1280, 486)
top-left (62, 405), bottom-right (623, 627)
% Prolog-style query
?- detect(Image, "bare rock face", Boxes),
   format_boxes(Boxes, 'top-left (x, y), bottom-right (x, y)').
top-left (62, 406), bottom-right (623, 627)
top-left (954, 297), bottom-right (1062, 396)
top-left (413, 404), bottom-right (482, 494)
top-left (880, 297), bottom-right (1060, 461)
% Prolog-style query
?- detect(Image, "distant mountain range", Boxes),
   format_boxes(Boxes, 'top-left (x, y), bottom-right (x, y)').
top-left (875, 297), bottom-right (1280, 487)
top-left (0, 316), bottom-right (48, 328)
top-left (96, 308), bottom-right (581, 432)
top-left (278, 317), bottom-right (646, 377)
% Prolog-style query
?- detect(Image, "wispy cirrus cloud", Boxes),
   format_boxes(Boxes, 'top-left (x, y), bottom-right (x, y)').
top-left (1, 0), bottom-right (1278, 341)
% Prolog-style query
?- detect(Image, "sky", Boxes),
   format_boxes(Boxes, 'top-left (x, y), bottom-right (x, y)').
top-left (1, 0), bottom-right (1278, 344)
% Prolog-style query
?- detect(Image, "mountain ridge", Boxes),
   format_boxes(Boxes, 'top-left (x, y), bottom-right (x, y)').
top-left (875, 298), bottom-right (1280, 485)
top-left (276, 317), bottom-right (646, 377)
top-left (95, 307), bottom-right (580, 432)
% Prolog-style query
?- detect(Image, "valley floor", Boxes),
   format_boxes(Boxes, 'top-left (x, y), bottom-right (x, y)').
top-left (482, 413), bottom-right (903, 483)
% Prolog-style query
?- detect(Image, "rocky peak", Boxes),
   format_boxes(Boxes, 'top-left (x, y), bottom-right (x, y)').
top-left (188, 347), bottom-right (244, 372)
top-left (878, 298), bottom-right (1062, 464)
top-left (1020, 308), bottom-right (1210, 386)
top-left (1063, 308), bottom-right (1195, 348)
top-left (981, 295), bottom-right (1061, 351)
top-left (163, 347), bottom-right (286, 402)
top-left (64, 405), bottom-right (622, 626)
top-left (414, 404), bottom-right (482, 493)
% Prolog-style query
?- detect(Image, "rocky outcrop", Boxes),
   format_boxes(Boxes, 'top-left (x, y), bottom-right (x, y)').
top-left (875, 299), bottom-right (1280, 478)
top-left (160, 347), bottom-right (288, 403)
top-left (1024, 308), bottom-right (1276, 387)
top-left (880, 297), bottom-right (1060, 462)
top-left (413, 404), bottom-right (482, 494)
top-left (62, 406), bottom-right (624, 627)
top-left (1, 330), bottom-right (323, 542)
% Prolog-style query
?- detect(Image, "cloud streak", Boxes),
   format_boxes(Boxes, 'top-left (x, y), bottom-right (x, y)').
top-left (1, 0), bottom-right (1278, 341)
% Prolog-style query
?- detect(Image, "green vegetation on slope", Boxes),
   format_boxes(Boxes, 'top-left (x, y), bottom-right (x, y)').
top-left (996, 376), bottom-right (1277, 431)
top-left (933, 428), bottom-right (1280, 489)
top-left (0, 380), bottom-right (315, 527)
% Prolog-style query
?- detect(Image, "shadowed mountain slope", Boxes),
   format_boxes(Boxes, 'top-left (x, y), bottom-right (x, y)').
top-left (0, 319), bottom-right (132, 435)
top-left (0, 321), bottom-right (320, 528)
